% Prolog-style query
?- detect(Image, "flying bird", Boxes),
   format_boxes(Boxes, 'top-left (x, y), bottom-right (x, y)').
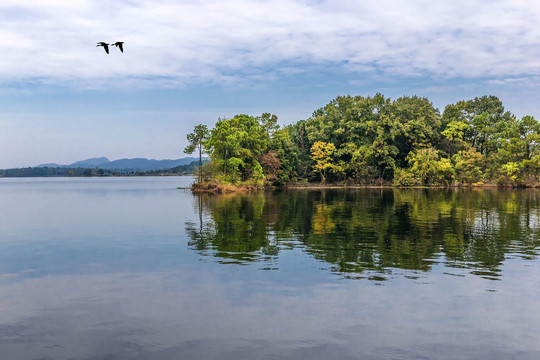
top-left (96, 42), bottom-right (109, 54)
top-left (112, 42), bottom-right (124, 53)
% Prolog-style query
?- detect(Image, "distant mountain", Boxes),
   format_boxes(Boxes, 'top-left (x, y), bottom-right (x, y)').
top-left (36, 157), bottom-right (201, 171)
top-left (100, 158), bottom-right (199, 171)
top-left (70, 157), bottom-right (110, 168)
top-left (37, 157), bottom-right (110, 168)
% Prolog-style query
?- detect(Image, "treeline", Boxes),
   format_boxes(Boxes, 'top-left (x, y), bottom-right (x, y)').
top-left (141, 161), bottom-right (203, 176)
top-left (0, 161), bottom-right (200, 177)
top-left (186, 94), bottom-right (540, 187)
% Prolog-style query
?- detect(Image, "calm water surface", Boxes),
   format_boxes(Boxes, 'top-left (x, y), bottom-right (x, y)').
top-left (1, 177), bottom-right (539, 359)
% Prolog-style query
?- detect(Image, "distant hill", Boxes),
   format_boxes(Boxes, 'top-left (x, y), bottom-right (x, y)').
top-left (37, 157), bottom-right (110, 168)
top-left (36, 157), bottom-right (201, 171)
top-left (70, 157), bottom-right (110, 168)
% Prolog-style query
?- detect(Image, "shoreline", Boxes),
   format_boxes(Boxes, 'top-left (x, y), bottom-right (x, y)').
top-left (190, 181), bottom-right (538, 193)
top-left (284, 183), bottom-right (504, 189)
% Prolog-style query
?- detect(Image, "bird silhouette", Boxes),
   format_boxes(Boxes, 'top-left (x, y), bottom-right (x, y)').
top-left (112, 42), bottom-right (124, 53)
top-left (96, 42), bottom-right (110, 54)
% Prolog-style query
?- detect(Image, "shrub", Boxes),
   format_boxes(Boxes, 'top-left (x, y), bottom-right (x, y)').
top-left (393, 168), bottom-right (418, 186)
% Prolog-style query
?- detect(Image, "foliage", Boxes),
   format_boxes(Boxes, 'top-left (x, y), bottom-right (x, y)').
top-left (301, 94), bottom-right (442, 180)
top-left (251, 161), bottom-right (265, 185)
top-left (441, 120), bottom-right (469, 155)
top-left (452, 148), bottom-right (484, 184)
top-left (500, 162), bottom-right (522, 185)
top-left (192, 94), bottom-right (540, 187)
top-left (406, 148), bottom-right (453, 185)
top-left (393, 168), bottom-right (419, 186)
top-left (205, 114), bottom-right (276, 184)
top-left (184, 124), bottom-right (210, 183)
top-left (260, 150), bottom-right (281, 183)
top-left (310, 141), bottom-right (337, 183)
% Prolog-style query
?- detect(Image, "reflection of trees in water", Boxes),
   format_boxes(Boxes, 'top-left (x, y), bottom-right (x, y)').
top-left (185, 189), bottom-right (540, 278)
top-left (185, 193), bottom-right (280, 264)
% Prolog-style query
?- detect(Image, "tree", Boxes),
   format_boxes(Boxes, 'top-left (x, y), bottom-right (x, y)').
top-left (311, 141), bottom-right (337, 183)
top-left (390, 95), bottom-right (442, 167)
top-left (442, 96), bottom-right (514, 157)
top-left (258, 113), bottom-right (279, 138)
top-left (406, 147), bottom-right (453, 185)
top-left (452, 148), bottom-right (484, 184)
top-left (517, 115), bottom-right (540, 161)
top-left (303, 94), bottom-right (441, 181)
top-left (184, 124), bottom-right (209, 183)
top-left (193, 95), bottom-right (540, 187)
top-left (205, 114), bottom-right (277, 183)
top-left (260, 150), bottom-right (281, 182)
top-left (441, 120), bottom-right (470, 155)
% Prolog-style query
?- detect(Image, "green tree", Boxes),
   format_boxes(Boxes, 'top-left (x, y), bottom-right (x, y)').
top-left (205, 114), bottom-right (278, 183)
top-left (516, 115), bottom-right (540, 161)
top-left (303, 94), bottom-right (441, 182)
top-left (195, 94), bottom-right (539, 187)
top-left (390, 95), bottom-right (442, 167)
top-left (452, 148), bottom-right (484, 184)
top-left (442, 96), bottom-right (514, 157)
top-left (184, 124), bottom-right (210, 183)
top-left (258, 112), bottom-right (279, 138)
top-left (406, 147), bottom-right (453, 185)
top-left (441, 120), bottom-right (470, 155)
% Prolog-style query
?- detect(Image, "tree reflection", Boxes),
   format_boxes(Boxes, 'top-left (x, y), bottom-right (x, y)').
top-left (185, 193), bottom-right (280, 264)
top-left (185, 189), bottom-right (540, 279)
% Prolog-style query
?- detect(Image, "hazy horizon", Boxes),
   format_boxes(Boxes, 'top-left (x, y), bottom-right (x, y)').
top-left (1, 155), bottom-right (199, 170)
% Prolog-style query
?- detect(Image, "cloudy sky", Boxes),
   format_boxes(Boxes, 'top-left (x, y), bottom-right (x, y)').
top-left (1, 0), bottom-right (539, 168)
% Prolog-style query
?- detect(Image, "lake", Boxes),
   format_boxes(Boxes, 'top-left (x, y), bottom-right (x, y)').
top-left (0, 177), bottom-right (539, 359)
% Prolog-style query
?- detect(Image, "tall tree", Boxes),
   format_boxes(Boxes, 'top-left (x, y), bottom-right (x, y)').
top-left (184, 124), bottom-right (209, 183)
top-left (442, 96), bottom-right (514, 157)
top-left (517, 115), bottom-right (540, 161)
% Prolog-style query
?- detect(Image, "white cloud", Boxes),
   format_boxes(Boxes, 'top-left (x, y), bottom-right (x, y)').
top-left (1, 0), bottom-right (540, 88)
top-left (484, 76), bottom-right (540, 86)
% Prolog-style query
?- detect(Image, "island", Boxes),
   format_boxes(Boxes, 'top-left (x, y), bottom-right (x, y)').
top-left (185, 94), bottom-right (540, 192)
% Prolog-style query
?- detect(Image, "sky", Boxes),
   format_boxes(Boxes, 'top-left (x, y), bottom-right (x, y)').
top-left (1, 0), bottom-right (540, 168)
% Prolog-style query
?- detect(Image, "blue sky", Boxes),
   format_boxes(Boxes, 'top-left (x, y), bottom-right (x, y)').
top-left (1, 0), bottom-right (540, 168)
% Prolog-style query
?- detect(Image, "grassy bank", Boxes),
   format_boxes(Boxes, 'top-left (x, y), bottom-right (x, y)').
top-left (190, 180), bottom-right (540, 193)
top-left (191, 181), bottom-right (262, 193)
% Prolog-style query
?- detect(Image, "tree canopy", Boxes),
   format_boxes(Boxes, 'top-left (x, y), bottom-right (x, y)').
top-left (189, 94), bottom-right (540, 187)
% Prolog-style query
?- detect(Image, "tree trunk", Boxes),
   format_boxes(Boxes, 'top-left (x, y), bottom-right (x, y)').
top-left (198, 144), bottom-right (202, 183)
top-left (224, 148), bottom-right (227, 175)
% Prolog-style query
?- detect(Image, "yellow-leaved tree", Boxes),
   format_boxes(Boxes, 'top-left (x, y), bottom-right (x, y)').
top-left (311, 141), bottom-right (336, 183)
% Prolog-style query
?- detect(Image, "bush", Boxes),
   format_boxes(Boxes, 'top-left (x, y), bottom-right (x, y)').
top-left (497, 162), bottom-right (524, 186)
top-left (406, 148), bottom-right (454, 185)
top-left (393, 168), bottom-right (418, 186)
top-left (251, 162), bottom-right (265, 186)
top-left (452, 148), bottom-right (484, 184)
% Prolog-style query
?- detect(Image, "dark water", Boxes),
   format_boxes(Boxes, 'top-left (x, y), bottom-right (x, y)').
top-left (1, 177), bottom-right (540, 359)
